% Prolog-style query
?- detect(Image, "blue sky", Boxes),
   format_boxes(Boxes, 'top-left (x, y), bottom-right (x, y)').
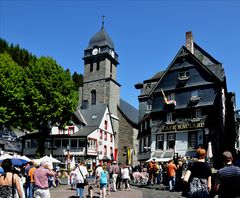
top-left (1, 0), bottom-right (240, 109)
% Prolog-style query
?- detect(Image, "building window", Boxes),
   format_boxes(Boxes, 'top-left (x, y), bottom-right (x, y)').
top-left (110, 134), bottom-right (113, 142)
top-left (68, 127), bottom-right (74, 135)
top-left (100, 130), bottom-right (103, 139)
top-left (90, 62), bottom-right (93, 72)
top-left (110, 147), bottom-right (113, 155)
top-left (167, 113), bottom-right (173, 122)
top-left (71, 139), bottom-right (77, 148)
top-left (104, 132), bottom-right (107, 141)
top-left (58, 128), bottom-right (64, 135)
top-left (178, 70), bottom-right (190, 79)
top-left (110, 62), bottom-right (113, 73)
top-left (78, 139), bottom-right (85, 147)
top-left (104, 120), bottom-right (108, 130)
top-left (167, 93), bottom-right (175, 101)
top-left (139, 139), bottom-right (142, 153)
top-left (54, 139), bottom-right (61, 148)
top-left (97, 60), bottom-right (100, 70)
top-left (188, 132), bottom-right (198, 148)
top-left (91, 90), bottom-right (96, 105)
top-left (25, 140), bottom-right (31, 148)
top-left (148, 136), bottom-right (151, 147)
top-left (156, 134), bottom-right (164, 150)
top-left (62, 139), bottom-right (69, 148)
top-left (196, 109), bottom-right (202, 118)
top-left (104, 145), bottom-right (107, 155)
top-left (191, 90), bottom-right (199, 98)
top-left (167, 133), bottom-right (175, 149)
top-left (147, 104), bottom-right (152, 110)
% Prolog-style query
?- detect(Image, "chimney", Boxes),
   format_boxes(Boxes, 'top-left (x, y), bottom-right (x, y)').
top-left (186, 31), bottom-right (194, 54)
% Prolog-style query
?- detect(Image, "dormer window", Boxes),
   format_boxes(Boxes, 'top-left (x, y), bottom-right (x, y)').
top-left (190, 90), bottom-right (201, 102)
top-left (165, 112), bottom-right (175, 124)
top-left (178, 70), bottom-right (190, 81)
top-left (196, 109), bottom-right (202, 118)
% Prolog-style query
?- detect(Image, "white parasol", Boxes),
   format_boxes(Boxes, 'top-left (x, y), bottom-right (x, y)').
top-left (207, 142), bottom-right (213, 159)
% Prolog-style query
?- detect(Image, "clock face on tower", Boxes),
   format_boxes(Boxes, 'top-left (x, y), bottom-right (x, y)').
top-left (92, 48), bottom-right (98, 55)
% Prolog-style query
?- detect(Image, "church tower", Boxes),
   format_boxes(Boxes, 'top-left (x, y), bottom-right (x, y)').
top-left (79, 20), bottom-right (120, 146)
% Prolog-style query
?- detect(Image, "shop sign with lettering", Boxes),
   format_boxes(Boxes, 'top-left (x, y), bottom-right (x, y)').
top-left (163, 122), bottom-right (205, 132)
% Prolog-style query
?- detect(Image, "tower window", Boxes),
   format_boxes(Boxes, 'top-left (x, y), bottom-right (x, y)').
top-left (110, 62), bottom-right (113, 73)
top-left (97, 60), bottom-right (100, 70)
top-left (90, 62), bottom-right (93, 72)
top-left (91, 90), bottom-right (96, 105)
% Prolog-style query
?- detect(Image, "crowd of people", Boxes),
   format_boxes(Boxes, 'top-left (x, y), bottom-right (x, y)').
top-left (0, 149), bottom-right (240, 198)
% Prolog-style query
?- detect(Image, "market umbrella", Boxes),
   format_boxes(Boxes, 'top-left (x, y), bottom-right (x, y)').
top-left (207, 142), bottom-right (213, 159)
top-left (15, 155), bottom-right (31, 162)
top-left (0, 154), bottom-right (13, 160)
top-left (70, 156), bottom-right (76, 170)
top-left (0, 158), bottom-right (28, 166)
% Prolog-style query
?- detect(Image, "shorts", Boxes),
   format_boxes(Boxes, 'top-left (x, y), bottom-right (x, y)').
top-left (100, 183), bottom-right (107, 189)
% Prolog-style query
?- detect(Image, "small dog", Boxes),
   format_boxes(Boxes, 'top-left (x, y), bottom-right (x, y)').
top-left (88, 185), bottom-right (94, 198)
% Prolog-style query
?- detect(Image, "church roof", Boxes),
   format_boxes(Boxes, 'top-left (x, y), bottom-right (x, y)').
top-left (87, 27), bottom-right (115, 49)
top-left (118, 99), bottom-right (138, 126)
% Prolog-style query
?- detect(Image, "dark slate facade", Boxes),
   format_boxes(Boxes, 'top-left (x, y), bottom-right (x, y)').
top-left (135, 32), bottom-right (236, 168)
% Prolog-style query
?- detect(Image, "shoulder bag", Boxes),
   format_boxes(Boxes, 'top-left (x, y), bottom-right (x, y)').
top-left (78, 167), bottom-right (88, 186)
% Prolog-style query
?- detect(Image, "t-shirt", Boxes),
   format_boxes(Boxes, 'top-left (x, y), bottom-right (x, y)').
top-left (216, 164), bottom-right (240, 198)
top-left (188, 161), bottom-right (211, 179)
top-left (167, 162), bottom-right (177, 177)
top-left (100, 170), bottom-right (108, 184)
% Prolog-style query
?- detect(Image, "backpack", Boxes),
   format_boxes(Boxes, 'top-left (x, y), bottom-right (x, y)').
top-left (117, 167), bottom-right (122, 178)
top-left (189, 177), bottom-right (209, 198)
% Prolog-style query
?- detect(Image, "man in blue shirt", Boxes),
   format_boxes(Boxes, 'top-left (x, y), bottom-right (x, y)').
top-left (214, 151), bottom-right (240, 198)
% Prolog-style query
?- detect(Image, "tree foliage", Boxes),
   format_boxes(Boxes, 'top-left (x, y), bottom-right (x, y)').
top-left (72, 72), bottom-right (83, 90)
top-left (0, 38), bottom-right (83, 155)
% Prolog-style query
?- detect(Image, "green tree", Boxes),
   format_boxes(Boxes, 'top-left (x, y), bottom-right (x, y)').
top-left (72, 72), bottom-right (83, 90)
top-left (0, 51), bottom-right (78, 156)
top-left (26, 56), bottom-right (78, 156)
top-left (0, 52), bottom-right (31, 129)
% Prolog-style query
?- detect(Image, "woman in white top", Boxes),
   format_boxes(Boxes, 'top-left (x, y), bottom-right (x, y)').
top-left (74, 161), bottom-right (88, 198)
top-left (122, 164), bottom-right (131, 191)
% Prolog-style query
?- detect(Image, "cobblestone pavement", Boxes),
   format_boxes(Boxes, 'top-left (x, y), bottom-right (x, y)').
top-left (50, 184), bottom-right (185, 198)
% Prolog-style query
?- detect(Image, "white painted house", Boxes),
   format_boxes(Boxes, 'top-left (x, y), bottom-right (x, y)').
top-left (22, 104), bottom-right (115, 167)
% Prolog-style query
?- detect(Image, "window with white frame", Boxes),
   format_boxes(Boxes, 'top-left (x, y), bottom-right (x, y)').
top-left (25, 140), bottom-right (31, 148)
top-left (156, 134), bottom-right (164, 150)
top-left (167, 113), bottom-right (173, 122)
top-left (167, 133), bottom-right (175, 149)
top-left (68, 127), bottom-right (74, 135)
top-left (188, 132), bottom-right (198, 148)
top-left (71, 139), bottom-right (77, 148)
top-left (167, 93), bottom-right (175, 101)
top-left (196, 109), bottom-right (202, 118)
top-left (191, 90), bottom-right (199, 97)
top-left (179, 70), bottom-right (190, 79)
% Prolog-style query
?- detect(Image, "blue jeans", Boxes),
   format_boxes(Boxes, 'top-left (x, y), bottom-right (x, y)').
top-left (29, 182), bottom-right (34, 198)
top-left (168, 175), bottom-right (176, 191)
top-left (76, 187), bottom-right (84, 198)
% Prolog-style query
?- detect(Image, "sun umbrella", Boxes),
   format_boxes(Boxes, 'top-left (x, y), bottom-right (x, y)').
top-left (0, 154), bottom-right (13, 160)
top-left (15, 155), bottom-right (31, 162)
top-left (207, 142), bottom-right (213, 159)
top-left (70, 156), bottom-right (76, 170)
top-left (0, 158), bottom-right (28, 166)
